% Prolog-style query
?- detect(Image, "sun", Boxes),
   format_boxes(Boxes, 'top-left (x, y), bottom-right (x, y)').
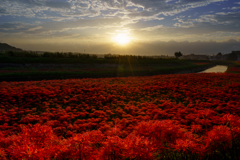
top-left (112, 33), bottom-right (131, 45)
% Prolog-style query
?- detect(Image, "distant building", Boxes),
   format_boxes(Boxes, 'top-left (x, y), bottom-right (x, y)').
top-left (179, 54), bottom-right (209, 60)
top-left (150, 55), bottom-right (174, 59)
top-left (209, 55), bottom-right (217, 61)
top-left (237, 54), bottom-right (240, 61)
top-left (218, 54), bottom-right (228, 61)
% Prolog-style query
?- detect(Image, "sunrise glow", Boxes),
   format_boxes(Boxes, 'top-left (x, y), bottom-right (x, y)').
top-left (112, 33), bottom-right (131, 45)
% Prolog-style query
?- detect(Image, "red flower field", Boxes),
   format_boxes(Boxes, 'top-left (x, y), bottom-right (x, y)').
top-left (226, 67), bottom-right (240, 73)
top-left (0, 73), bottom-right (240, 159)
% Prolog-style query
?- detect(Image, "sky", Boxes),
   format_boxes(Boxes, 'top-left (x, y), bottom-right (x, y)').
top-left (0, 0), bottom-right (240, 56)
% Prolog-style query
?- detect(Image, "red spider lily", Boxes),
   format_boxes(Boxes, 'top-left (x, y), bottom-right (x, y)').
top-left (6, 124), bottom-right (62, 160)
top-left (0, 147), bottom-right (7, 160)
top-left (205, 125), bottom-right (232, 151)
top-left (59, 130), bottom-right (104, 159)
top-left (0, 73), bottom-right (240, 159)
top-left (99, 136), bottom-right (126, 160)
top-left (174, 139), bottom-right (201, 154)
top-left (135, 120), bottom-right (184, 150)
top-left (124, 134), bottom-right (156, 159)
top-left (191, 124), bottom-right (203, 134)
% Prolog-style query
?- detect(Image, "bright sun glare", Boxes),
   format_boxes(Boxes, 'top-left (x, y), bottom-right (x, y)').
top-left (112, 33), bottom-right (131, 45)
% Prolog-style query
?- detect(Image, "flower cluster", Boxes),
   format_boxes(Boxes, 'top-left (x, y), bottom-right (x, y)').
top-left (227, 67), bottom-right (240, 73)
top-left (0, 73), bottom-right (240, 159)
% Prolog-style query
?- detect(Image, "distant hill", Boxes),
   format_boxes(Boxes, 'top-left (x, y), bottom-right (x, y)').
top-left (0, 43), bottom-right (23, 52)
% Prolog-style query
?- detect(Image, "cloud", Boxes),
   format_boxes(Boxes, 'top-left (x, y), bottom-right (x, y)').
top-left (131, 10), bottom-right (240, 42)
top-left (7, 0), bottom-right (44, 7)
top-left (0, 8), bottom-right (6, 14)
top-left (0, 17), bottom-right (123, 34)
top-left (0, 22), bottom-right (33, 33)
top-left (214, 11), bottom-right (240, 25)
top-left (2, 0), bottom-right (71, 9)
top-left (0, 1), bottom-right (36, 17)
top-left (0, 0), bottom-right (73, 19)
top-left (0, 0), bottom-right (228, 20)
top-left (140, 25), bottom-right (164, 31)
top-left (123, 10), bottom-right (163, 20)
top-left (97, 0), bottom-right (128, 9)
top-left (66, 10), bottom-right (100, 17)
top-left (230, 7), bottom-right (240, 10)
top-left (45, 1), bottom-right (72, 9)
top-left (170, 11), bottom-right (240, 35)
top-left (125, 0), bottom-right (226, 18)
top-left (28, 26), bottom-right (43, 31)
top-left (0, 0), bottom-right (239, 53)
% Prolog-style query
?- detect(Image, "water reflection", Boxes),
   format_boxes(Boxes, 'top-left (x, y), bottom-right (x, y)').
top-left (199, 65), bottom-right (228, 73)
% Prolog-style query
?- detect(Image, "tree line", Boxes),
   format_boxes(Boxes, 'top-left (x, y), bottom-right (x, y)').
top-left (0, 51), bottom-right (176, 60)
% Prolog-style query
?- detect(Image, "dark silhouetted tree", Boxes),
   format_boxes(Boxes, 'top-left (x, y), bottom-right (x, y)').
top-left (174, 51), bottom-right (182, 58)
top-left (227, 52), bottom-right (238, 61)
top-left (216, 52), bottom-right (222, 56)
top-left (216, 52), bottom-right (222, 60)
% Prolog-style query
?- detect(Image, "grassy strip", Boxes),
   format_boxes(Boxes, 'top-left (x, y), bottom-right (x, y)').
top-left (0, 64), bottom-right (214, 82)
top-left (0, 64), bottom-right (206, 77)
top-left (0, 54), bottom-right (207, 65)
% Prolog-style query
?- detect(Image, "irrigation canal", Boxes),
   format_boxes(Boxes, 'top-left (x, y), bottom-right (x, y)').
top-left (199, 65), bottom-right (228, 73)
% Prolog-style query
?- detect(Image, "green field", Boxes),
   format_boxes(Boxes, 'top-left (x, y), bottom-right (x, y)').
top-left (0, 51), bottom-right (238, 81)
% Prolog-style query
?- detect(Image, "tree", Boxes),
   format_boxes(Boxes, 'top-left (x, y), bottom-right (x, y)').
top-left (227, 52), bottom-right (238, 61)
top-left (175, 51), bottom-right (182, 58)
top-left (216, 52), bottom-right (222, 56)
top-left (216, 52), bottom-right (222, 60)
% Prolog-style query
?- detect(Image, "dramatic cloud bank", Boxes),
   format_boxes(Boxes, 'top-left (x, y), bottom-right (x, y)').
top-left (0, 0), bottom-right (240, 55)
